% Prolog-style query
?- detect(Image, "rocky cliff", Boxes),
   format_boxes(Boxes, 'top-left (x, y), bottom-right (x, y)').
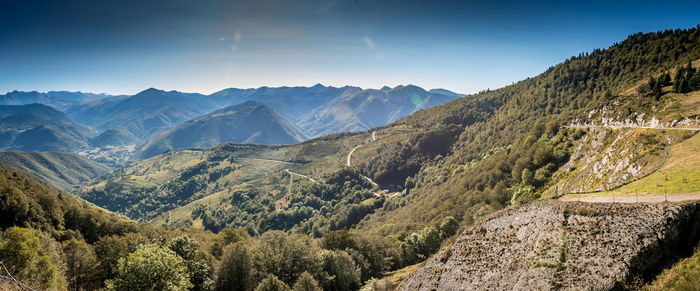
top-left (399, 201), bottom-right (700, 290)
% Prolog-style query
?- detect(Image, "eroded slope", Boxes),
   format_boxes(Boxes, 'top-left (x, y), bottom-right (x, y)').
top-left (400, 201), bottom-right (700, 290)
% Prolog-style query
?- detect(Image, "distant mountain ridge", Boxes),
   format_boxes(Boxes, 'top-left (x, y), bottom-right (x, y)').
top-left (137, 101), bottom-right (305, 158)
top-left (0, 104), bottom-right (96, 151)
top-left (208, 84), bottom-right (363, 124)
top-left (1, 85), bottom-right (459, 155)
top-left (64, 84), bottom-right (460, 142)
top-left (298, 84), bottom-right (459, 137)
top-left (208, 84), bottom-right (461, 137)
top-left (0, 90), bottom-right (109, 111)
top-left (67, 88), bottom-right (223, 139)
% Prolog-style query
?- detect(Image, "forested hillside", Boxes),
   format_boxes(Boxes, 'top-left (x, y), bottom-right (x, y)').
top-left (0, 151), bottom-right (111, 191)
top-left (0, 165), bottom-right (406, 290)
top-left (356, 28), bottom-right (700, 235)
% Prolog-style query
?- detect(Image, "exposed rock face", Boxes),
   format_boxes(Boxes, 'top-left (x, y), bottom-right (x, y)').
top-left (547, 127), bottom-right (686, 196)
top-left (399, 201), bottom-right (700, 290)
top-left (571, 107), bottom-right (700, 129)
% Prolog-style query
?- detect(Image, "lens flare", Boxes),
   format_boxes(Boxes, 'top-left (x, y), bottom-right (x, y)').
top-left (410, 93), bottom-right (424, 109)
top-left (334, 103), bottom-right (352, 122)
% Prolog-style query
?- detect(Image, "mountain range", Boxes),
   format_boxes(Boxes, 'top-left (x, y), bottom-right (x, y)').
top-left (137, 101), bottom-right (306, 158)
top-left (0, 104), bottom-right (96, 151)
top-left (0, 85), bottom-right (460, 159)
top-left (0, 90), bottom-right (109, 111)
top-left (67, 88), bottom-right (222, 139)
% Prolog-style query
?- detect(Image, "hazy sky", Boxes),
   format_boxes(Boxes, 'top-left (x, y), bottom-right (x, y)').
top-left (1, 0), bottom-right (699, 95)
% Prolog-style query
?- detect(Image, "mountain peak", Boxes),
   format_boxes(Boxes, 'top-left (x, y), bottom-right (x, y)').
top-left (138, 87), bottom-right (165, 95)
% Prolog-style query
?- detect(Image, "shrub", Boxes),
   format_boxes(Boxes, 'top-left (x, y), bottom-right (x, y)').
top-left (106, 243), bottom-right (192, 290)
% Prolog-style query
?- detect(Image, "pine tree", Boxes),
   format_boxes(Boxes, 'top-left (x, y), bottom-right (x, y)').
top-left (660, 73), bottom-right (671, 86)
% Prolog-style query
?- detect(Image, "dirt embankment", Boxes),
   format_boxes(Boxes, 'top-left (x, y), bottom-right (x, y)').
top-left (400, 201), bottom-right (700, 290)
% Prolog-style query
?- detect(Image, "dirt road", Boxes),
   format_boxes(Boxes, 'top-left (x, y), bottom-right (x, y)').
top-left (564, 125), bottom-right (700, 131)
top-left (347, 145), bottom-right (361, 167)
top-left (238, 157), bottom-right (302, 165)
top-left (284, 169), bottom-right (318, 183)
top-left (559, 193), bottom-right (700, 203)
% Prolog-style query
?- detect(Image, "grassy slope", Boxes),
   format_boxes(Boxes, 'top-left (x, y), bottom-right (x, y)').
top-left (644, 245), bottom-right (700, 290)
top-left (0, 151), bottom-right (111, 191)
top-left (562, 130), bottom-right (699, 198)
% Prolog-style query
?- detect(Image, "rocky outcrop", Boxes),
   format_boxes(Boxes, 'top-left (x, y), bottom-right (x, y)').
top-left (399, 201), bottom-right (700, 290)
top-left (545, 127), bottom-right (691, 196)
top-left (570, 108), bottom-right (700, 129)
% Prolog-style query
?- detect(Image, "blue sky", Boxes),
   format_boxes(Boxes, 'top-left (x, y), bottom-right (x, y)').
top-left (1, 0), bottom-right (698, 95)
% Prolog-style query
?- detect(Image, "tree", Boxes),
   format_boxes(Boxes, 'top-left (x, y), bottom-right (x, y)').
top-left (211, 228), bottom-right (246, 258)
top-left (652, 78), bottom-right (663, 100)
top-left (166, 236), bottom-right (214, 291)
top-left (215, 242), bottom-right (253, 291)
top-left (255, 274), bottom-right (291, 291)
top-left (258, 231), bottom-right (322, 286)
top-left (106, 243), bottom-right (192, 291)
top-left (648, 76), bottom-right (657, 93)
top-left (292, 272), bottom-right (321, 291)
top-left (94, 233), bottom-right (149, 283)
top-left (320, 250), bottom-right (361, 291)
top-left (521, 168), bottom-right (534, 186)
top-left (63, 238), bottom-right (97, 291)
top-left (360, 278), bottom-right (393, 291)
top-left (0, 185), bottom-right (30, 229)
top-left (0, 227), bottom-right (63, 290)
top-left (420, 228), bottom-right (442, 256)
top-left (439, 216), bottom-right (459, 239)
top-left (321, 230), bottom-right (357, 251)
top-left (659, 72), bottom-right (671, 86)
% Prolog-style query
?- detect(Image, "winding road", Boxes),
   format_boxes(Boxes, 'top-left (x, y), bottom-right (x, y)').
top-left (360, 174), bottom-right (379, 188)
top-left (343, 131), bottom-right (399, 198)
top-left (347, 131), bottom-right (377, 167)
top-left (347, 145), bottom-right (361, 167)
top-left (238, 157), bottom-right (302, 165)
top-left (285, 169), bottom-right (318, 184)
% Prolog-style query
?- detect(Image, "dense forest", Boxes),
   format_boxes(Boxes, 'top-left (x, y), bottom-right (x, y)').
top-left (1, 27), bottom-right (699, 290)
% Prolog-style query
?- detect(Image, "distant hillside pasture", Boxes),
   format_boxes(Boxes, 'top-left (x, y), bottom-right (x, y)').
top-left (0, 151), bottom-right (111, 191)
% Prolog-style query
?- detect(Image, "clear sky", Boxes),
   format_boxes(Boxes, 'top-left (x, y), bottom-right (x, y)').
top-left (1, 0), bottom-right (699, 95)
